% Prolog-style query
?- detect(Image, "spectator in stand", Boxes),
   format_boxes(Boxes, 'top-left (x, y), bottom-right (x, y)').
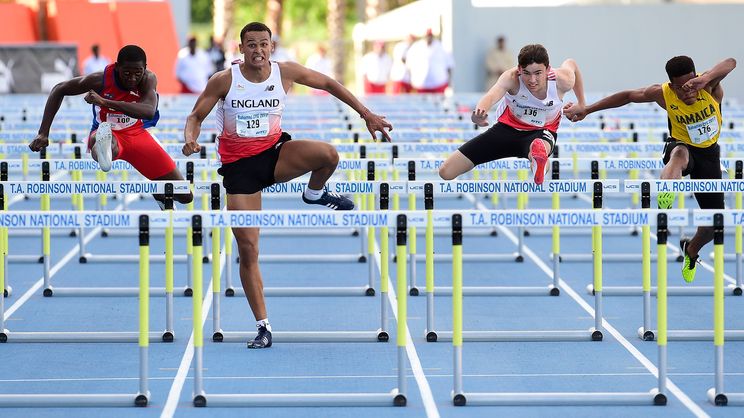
top-left (175, 36), bottom-right (213, 93)
top-left (362, 40), bottom-right (392, 94)
top-left (207, 35), bottom-right (226, 76)
top-left (406, 28), bottom-right (454, 93)
top-left (82, 44), bottom-right (111, 75)
top-left (223, 40), bottom-right (241, 68)
top-left (484, 35), bottom-right (514, 91)
top-left (305, 44), bottom-right (333, 95)
top-left (390, 34), bottom-right (415, 94)
top-left (271, 35), bottom-right (296, 62)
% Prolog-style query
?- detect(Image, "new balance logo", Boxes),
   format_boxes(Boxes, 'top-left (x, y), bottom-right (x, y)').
top-left (265, 85), bottom-right (275, 91)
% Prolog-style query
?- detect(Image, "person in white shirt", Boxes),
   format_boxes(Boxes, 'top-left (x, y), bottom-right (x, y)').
top-left (182, 22), bottom-right (392, 349)
top-left (485, 36), bottom-right (514, 91)
top-left (82, 44), bottom-right (110, 75)
top-left (175, 36), bottom-right (213, 93)
top-left (362, 41), bottom-right (392, 94)
top-left (390, 34), bottom-right (415, 94)
top-left (406, 29), bottom-right (454, 93)
top-left (305, 44), bottom-right (333, 95)
top-left (270, 35), bottom-right (296, 62)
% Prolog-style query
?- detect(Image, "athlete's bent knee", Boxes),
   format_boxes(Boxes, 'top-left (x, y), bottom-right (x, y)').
top-left (324, 144), bottom-right (340, 167)
top-left (439, 164), bottom-right (457, 181)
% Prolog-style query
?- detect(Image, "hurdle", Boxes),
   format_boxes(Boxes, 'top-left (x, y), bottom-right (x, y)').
top-left (224, 179), bottom-right (385, 298)
top-left (191, 212), bottom-right (406, 407)
top-left (450, 212), bottom-right (667, 407)
top-left (212, 199), bottom-right (390, 343)
top-left (705, 213), bottom-right (744, 405)
top-left (421, 179), bottom-right (619, 298)
top-left (643, 209), bottom-right (744, 342)
top-left (0, 210), bottom-right (181, 343)
top-left (427, 202), bottom-right (660, 343)
top-left (0, 214), bottom-right (151, 407)
top-left (595, 179), bottom-right (744, 299)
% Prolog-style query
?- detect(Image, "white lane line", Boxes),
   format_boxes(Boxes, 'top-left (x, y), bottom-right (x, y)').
top-left (5, 228), bottom-right (102, 319)
top-left (161, 252), bottom-right (220, 418)
top-left (483, 213), bottom-right (708, 417)
top-left (4, 193), bottom-right (134, 319)
top-left (372, 240), bottom-right (440, 418)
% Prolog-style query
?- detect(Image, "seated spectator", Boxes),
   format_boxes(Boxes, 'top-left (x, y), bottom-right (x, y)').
top-left (362, 41), bottom-right (392, 94)
top-left (175, 36), bottom-right (213, 93)
top-left (407, 29), bottom-right (454, 93)
top-left (271, 35), bottom-right (296, 62)
top-left (82, 44), bottom-right (111, 75)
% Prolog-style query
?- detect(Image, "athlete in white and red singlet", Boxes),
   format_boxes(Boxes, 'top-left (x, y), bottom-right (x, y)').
top-left (182, 22), bottom-right (392, 349)
top-left (439, 44), bottom-right (586, 185)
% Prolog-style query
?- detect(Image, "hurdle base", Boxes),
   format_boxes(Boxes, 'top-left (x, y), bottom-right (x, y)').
top-left (434, 285), bottom-right (557, 296)
top-left (555, 253), bottom-right (680, 263)
top-left (636, 327), bottom-right (656, 341)
top-left (79, 253), bottom-right (189, 263)
top-left (587, 284), bottom-right (742, 296)
top-left (641, 329), bottom-right (744, 341)
top-left (0, 393), bottom-right (147, 407)
top-left (231, 286), bottom-right (373, 297)
top-left (1, 331), bottom-right (172, 343)
top-left (413, 253), bottom-right (522, 263)
top-left (44, 286), bottom-right (188, 297)
top-left (217, 330), bottom-right (386, 343)
top-left (463, 389), bottom-right (661, 406)
top-left (7, 255), bottom-right (44, 264)
top-left (708, 387), bottom-right (744, 405)
top-left (434, 329), bottom-right (599, 342)
top-left (203, 389), bottom-right (400, 407)
top-left (3, 286), bottom-right (11, 297)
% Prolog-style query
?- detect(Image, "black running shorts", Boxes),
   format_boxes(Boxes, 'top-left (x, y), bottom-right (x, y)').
top-left (218, 132), bottom-right (292, 194)
top-left (458, 122), bottom-right (556, 166)
top-left (662, 140), bottom-right (724, 209)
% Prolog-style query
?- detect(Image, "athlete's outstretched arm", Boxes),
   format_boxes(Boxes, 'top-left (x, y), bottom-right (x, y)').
top-left (183, 71), bottom-right (230, 156)
top-left (683, 57), bottom-right (736, 102)
top-left (471, 68), bottom-right (518, 126)
top-left (29, 73), bottom-right (103, 151)
top-left (557, 59), bottom-right (586, 107)
top-left (281, 61), bottom-right (392, 141)
top-left (564, 85), bottom-right (664, 122)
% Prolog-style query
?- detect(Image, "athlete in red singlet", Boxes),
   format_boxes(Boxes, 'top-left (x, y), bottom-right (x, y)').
top-left (29, 45), bottom-right (192, 206)
top-left (439, 44), bottom-right (586, 185)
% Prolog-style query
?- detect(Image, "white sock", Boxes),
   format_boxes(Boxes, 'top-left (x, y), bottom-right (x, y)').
top-left (256, 318), bottom-right (272, 332)
top-left (303, 187), bottom-right (323, 201)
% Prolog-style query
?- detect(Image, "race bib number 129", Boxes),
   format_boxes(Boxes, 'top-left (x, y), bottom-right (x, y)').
top-left (237, 112), bottom-right (269, 137)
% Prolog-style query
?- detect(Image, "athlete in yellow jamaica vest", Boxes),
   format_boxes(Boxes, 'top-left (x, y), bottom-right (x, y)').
top-left (564, 56), bottom-right (736, 283)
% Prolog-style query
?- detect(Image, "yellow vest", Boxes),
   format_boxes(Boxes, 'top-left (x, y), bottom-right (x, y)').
top-left (662, 82), bottom-right (721, 148)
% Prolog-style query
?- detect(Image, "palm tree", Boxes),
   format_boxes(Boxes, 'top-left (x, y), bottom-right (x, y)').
top-left (266, 0), bottom-right (283, 37)
top-left (327, 0), bottom-right (346, 82)
top-left (212, 0), bottom-right (235, 42)
top-left (364, 0), bottom-right (388, 21)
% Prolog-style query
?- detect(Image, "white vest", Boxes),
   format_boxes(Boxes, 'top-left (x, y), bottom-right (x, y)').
top-left (497, 71), bottom-right (562, 131)
top-left (216, 61), bottom-right (286, 141)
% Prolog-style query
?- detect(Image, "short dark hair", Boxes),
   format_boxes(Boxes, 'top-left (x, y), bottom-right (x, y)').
top-left (240, 22), bottom-right (272, 43)
top-left (665, 56), bottom-right (695, 80)
top-left (117, 45), bottom-right (146, 65)
top-left (518, 44), bottom-right (549, 68)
